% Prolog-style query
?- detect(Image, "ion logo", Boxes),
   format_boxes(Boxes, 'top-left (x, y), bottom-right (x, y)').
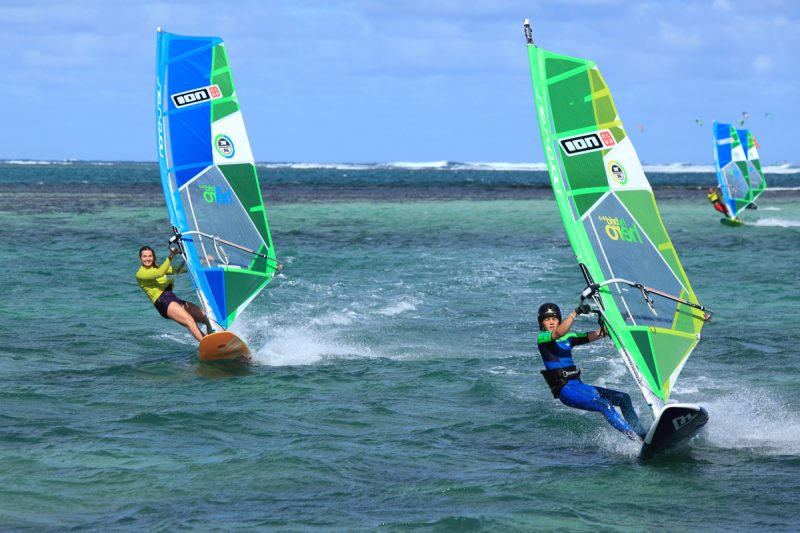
top-left (171, 85), bottom-right (222, 108)
top-left (607, 160), bottom-right (627, 184)
top-left (214, 134), bottom-right (235, 158)
top-left (559, 130), bottom-right (616, 157)
top-left (716, 137), bottom-right (733, 146)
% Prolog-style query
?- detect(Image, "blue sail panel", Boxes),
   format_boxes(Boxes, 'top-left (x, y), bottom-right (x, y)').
top-left (203, 269), bottom-right (227, 322)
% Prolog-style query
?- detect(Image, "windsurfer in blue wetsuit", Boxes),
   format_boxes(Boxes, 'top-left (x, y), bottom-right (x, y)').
top-left (536, 302), bottom-right (646, 441)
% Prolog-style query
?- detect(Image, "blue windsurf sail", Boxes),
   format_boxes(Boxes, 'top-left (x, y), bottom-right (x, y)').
top-left (155, 29), bottom-right (277, 331)
top-left (712, 122), bottom-right (750, 218)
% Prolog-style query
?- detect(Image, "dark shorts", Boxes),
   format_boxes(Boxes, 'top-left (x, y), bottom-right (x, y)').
top-left (154, 289), bottom-right (185, 319)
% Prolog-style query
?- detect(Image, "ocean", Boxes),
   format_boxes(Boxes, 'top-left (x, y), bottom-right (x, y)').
top-left (1, 161), bottom-right (799, 531)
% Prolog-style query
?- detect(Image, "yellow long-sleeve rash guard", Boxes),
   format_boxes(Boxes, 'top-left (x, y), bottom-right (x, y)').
top-left (136, 257), bottom-right (175, 304)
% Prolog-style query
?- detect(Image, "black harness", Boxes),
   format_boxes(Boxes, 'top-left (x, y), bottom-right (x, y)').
top-left (540, 366), bottom-right (582, 398)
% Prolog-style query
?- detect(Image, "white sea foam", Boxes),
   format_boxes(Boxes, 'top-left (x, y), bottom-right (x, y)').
top-left (5, 159), bottom-right (58, 165)
top-left (702, 390), bottom-right (800, 455)
top-left (488, 365), bottom-right (519, 376)
top-left (592, 426), bottom-right (641, 458)
top-left (157, 331), bottom-right (195, 346)
top-left (642, 163), bottom-right (798, 174)
top-left (642, 162), bottom-right (714, 173)
top-left (3, 159), bottom-right (121, 166)
top-left (377, 299), bottom-right (418, 316)
top-left (762, 163), bottom-right (800, 174)
top-left (751, 217), bottom-right (800, 227)
top-left (762, 206), bottom-right (781, 211)
top-left (309, 310), bottom-right (357, 326)
top-left (388, 160), bottom-right (451, 169)
top-left (248, 325), bottom-right (374, 366)
top-left (671, 383), bottom-right (700, 394)
top-left (233, 306), bottom-right (374, 367)
top-left (257, 162), bottom-right (373, 171)
top-left (451, 161), bottom-right (549, 172)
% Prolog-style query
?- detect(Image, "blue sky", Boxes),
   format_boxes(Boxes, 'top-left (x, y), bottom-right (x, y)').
top-left (4, 0), bottom-right (798, 164)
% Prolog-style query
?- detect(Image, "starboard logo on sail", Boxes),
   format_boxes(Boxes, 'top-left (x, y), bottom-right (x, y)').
top-left (171, 84), bottom-right (223, 108)
top-left (558, 129), bottom-right (616, 157)
top-left (607, 160), bottom-right (627, 184)
top-left (214, 134), bottom-right (235, 158)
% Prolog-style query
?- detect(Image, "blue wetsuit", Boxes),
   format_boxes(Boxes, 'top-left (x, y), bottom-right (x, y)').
top-left (537, 330), bottom-right (644, 439)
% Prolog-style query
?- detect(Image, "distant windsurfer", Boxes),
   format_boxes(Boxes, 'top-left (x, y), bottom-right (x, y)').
top-left (707, 186), bottom-right (735, 219)
top-left (136, 245), bottom-right (211, 342)
top-left (536, 302), bottom-right (645, 441)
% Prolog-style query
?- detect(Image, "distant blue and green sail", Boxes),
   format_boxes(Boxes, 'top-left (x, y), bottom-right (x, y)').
top-left (740, 128), bottom-right (767, 203)
top-left (713, 122), bottom-right (766, 218)
top-left (155, 29), bottom-right (277, 330)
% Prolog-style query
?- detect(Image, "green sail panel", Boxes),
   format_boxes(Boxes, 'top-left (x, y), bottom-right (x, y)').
top-left (526, 41), bottom-right (706, 411)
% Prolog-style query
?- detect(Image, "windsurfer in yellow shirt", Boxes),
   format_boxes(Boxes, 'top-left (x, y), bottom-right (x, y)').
top-left (707, 186), bottom-right (735, 219)
top-left (136, 245), bottom-right (211, 342)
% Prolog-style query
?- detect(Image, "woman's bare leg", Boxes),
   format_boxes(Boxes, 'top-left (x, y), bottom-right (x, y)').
top-left (184, 302), bottom-right (213, 334)
top-left (166, 301), bottom-right (204, 341)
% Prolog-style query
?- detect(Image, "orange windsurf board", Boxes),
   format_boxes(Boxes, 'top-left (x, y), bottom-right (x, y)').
top-left (198, 331), bottom-right (251, 363)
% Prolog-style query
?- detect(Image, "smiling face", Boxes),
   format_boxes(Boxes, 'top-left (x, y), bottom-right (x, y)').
top-left (139, 248), bottom-right (155, 268)
top-left (541, 316), bottom-right (560, 332)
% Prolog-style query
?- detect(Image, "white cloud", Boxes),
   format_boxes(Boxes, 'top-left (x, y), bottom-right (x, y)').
top-left (658, 21), bottom-right (704, 51)
top-left (753, 54), bottom-right (773, 73)
top-left (713, 0), bottom-right (733, 11)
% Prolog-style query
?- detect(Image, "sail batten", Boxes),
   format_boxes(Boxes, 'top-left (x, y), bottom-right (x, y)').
top-left (156, 30), bottom-right (277, 331)
top-left (526, 32), bottom-right (707, 415)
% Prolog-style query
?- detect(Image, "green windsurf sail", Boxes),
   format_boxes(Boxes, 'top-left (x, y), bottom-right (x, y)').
top-left (523, 21), bottom-right (710, 415)
top-left (155, 29), bottom-right (278, 332)
top-left (741, 128), bottom-right (767, 205)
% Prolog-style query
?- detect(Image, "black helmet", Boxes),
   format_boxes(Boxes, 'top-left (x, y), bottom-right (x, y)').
top-left (537, 303), bottom-right (561, 330)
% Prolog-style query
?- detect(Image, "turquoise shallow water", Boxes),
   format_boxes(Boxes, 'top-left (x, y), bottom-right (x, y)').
top-left (1, 163), bottom-right (799, 530)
